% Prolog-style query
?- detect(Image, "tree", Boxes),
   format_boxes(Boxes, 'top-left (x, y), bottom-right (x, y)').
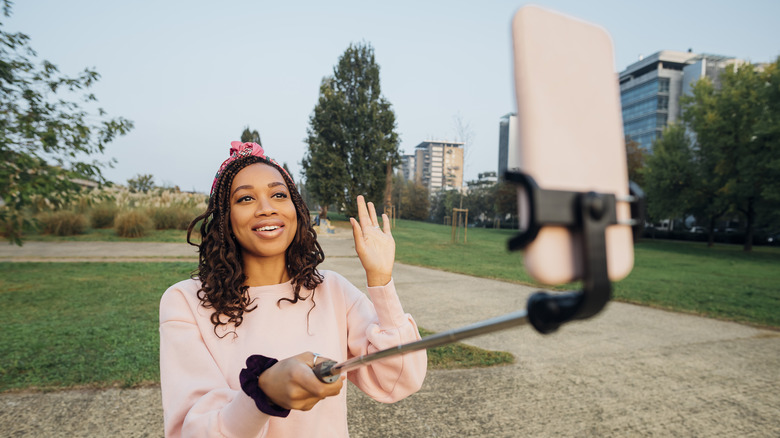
top-left (302, 42), bottom-right (400, 217)
top-left (0, 3), bottom-right (133, 244)
top-left (240, 126), bottom-right (261, 145)
top-left (281, 162), bottom-right (293, 183)
top-left (463, 183), bottom-right (496, 227)
top-left (643, 124), bottom-right (727, 246)
top-left (625, 136), bottom-right (646, 188)
top-left (429, 189), bottom-right (461, 224)
top-left (494, 181), bottom-right (519, 227)
top-left (127, 174), bottom-right (155, 193)
top-left (391, 174), bottom-right (429, 221)
top-left (453, 112), bottom-right (474, 181)
top-left (682, 59), bottom-right (780, 250)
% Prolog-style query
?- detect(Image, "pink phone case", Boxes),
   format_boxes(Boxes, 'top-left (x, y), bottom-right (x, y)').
top-left (511, 5), bottom-right (633, 284)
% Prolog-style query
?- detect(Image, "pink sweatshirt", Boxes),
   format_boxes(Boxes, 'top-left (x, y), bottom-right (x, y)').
top-left (159, 270), bottom-right (427, 437)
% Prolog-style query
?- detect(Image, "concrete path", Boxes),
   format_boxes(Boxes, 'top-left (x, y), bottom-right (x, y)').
top-left (1, 231), bottom-right (778, 437)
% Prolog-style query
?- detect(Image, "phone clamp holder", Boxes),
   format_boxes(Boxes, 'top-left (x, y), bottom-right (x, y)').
top-left (504, 171), bottom-right (644, 334)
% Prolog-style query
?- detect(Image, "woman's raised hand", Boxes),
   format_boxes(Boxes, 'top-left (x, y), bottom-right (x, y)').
top-left (258, 352), bottom-right (344, 411)
top-left (350, 195), bottom-right (395, 287)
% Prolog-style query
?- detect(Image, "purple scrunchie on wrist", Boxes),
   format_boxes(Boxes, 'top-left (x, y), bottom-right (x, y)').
top-left (239, 354), bottom-right (291, 418)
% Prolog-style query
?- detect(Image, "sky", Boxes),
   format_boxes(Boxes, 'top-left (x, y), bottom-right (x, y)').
top-left (6, 0), bottom-right (780, 194)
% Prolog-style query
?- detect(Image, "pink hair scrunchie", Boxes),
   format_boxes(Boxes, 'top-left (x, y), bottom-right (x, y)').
top-left (210, 142), bottom-right (293, 196)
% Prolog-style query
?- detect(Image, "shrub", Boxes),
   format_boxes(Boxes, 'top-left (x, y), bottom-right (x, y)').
top-left (149, 207), bottom-right (197, 230)
top-left (37, 211), bottom-right (89, 236)
top-left (114, 211), bottom-right (154, 238)
top-left (90, 204), bottom-right (119, 229)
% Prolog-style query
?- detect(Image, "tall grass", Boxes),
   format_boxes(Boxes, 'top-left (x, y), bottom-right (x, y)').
top-left (90, 204), bottom-right (119, 229)
top-left (36, 211), bottom-right (89, 236)
top-left (149, 206), bottom-right (198, 230)
top-left (114, 210), bottom-right (154, 238)
top-left (15, 184), bottom-right (207, 242)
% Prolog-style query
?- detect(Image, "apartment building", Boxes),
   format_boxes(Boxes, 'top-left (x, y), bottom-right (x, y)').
top-left (413, 140), bottom-right (464, 192)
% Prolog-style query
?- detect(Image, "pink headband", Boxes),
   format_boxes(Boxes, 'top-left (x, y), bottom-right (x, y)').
top-left (210, 141), bottom-right (293, 196)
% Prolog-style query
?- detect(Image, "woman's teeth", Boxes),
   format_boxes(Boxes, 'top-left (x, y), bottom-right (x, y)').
top-left (256, 226), bottom-right (280, 231)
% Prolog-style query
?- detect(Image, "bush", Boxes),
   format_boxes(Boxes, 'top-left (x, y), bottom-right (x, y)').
top-left (90, 204), bottom-right (119, 229)
top-left (114, 211), bottom-right (154, 238)
top-left (37, 211), bottom-right (89, 236)
top-left (149, 207), bottom-right (196, 230)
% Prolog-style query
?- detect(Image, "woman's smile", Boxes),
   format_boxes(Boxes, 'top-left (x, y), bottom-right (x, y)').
top-left (251, 220), bottom-right (286, 238)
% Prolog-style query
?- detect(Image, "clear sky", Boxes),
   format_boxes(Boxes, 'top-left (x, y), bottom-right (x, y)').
top-left (6, 0), bottom-right (780, 194)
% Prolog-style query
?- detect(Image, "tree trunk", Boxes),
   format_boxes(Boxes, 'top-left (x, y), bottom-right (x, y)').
top-left (743, 198), bottom-right (755, 252)
top-left (707, 216), bottom-right (716, 247)
top-left (384, 160), bottom-right (393, 211)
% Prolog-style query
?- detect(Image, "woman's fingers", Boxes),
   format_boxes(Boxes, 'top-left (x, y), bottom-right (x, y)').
top-left (367, 202), bottom-right (379, 227)
top-left (355, 195), bottom-right (385, 231)
top-left (356, 195), bottom-right (370, 227)
top-left (381, 213), bottom-right (392, 234)
top-left (259, 352), bottom-right (344, 411)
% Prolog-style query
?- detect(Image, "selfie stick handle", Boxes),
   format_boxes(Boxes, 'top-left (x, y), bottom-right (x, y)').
top-left (313, 309), bottom-right (529, 383)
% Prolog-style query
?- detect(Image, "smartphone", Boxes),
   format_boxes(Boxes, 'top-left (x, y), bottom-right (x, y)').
top-left (511, 5), bottom-right (634, 284)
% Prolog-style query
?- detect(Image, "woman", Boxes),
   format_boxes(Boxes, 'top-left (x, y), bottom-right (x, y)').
top-left (159, 141), bottom-right (426, 437)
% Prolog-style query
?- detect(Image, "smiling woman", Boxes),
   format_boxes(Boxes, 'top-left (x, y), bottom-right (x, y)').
top-left (229, 164), bottom-right (299, 284)
top-left (158, 141), bottom-right (426, 438)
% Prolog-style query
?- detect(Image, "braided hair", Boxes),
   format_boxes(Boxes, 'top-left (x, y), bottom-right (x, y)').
top-left (187, 155), bottom-right (324, 337)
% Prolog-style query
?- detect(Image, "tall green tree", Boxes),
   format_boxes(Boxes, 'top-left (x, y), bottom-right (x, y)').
top-left (754, 61), bottom-right (780, 232)
top-left (682, 59), bottom-right (780, 250)
top-left (0, 3), bottom-right (133, 243)
top-left (240, 126), bottom-right (261, 145)
top-left (302, 42), bottom-right (400, 217)
top-left (644, 124), bottom-right (727, 246)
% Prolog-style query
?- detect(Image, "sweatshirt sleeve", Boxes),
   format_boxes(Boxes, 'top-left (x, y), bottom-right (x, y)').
top-left (344, 278), bottom-right (427, 403)
top-left (159, 286), bottom-right (271, 438)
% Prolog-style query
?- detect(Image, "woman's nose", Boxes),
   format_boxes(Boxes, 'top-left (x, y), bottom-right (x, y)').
top-left (254, 197), bottom-right (276, 216)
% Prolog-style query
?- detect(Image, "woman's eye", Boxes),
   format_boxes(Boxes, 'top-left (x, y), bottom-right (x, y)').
top-left (237, 195), bottom-right (253, 203)
top-left (272, 192), bottom-right (289, 199)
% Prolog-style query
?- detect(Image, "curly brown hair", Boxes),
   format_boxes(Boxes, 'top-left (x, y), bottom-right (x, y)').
top-left (187, 155), bottom-right (324, 336)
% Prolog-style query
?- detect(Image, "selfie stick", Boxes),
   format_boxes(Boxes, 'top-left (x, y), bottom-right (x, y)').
top-left (313, 309), bottom-right (530, 383)
top-left (313, 172), bottom-right (644, 384)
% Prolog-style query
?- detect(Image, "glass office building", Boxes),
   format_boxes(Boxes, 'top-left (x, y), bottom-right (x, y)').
top-left (618, 51), bottom-right (739, 151)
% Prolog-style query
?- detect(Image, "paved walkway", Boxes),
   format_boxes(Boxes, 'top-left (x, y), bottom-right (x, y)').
top-left (1, 231), bottom-right (778, 437)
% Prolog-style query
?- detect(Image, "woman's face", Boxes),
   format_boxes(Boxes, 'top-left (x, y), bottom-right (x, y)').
top-left (229, 163), bottom-right (298, 263)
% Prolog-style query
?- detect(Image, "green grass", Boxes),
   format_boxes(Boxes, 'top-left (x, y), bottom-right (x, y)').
top-left (386, 219), bottom-right (779, 328)
top-left (1, 262), bottom-right (196, 392)
top-left (21, 228), bottom-right (190, 243)
top-left (0, 262), bottom-right (512, 392)
top-left (614, 240), bottom-right (780, 327)
top-left (4, 219), bottom-right (777, 391)
top-left (419, 328), bottom-right (514, 369)
top-left (392, 220), bottom-right (534, 284)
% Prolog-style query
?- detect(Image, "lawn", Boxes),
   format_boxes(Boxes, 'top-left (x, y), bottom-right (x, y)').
top-left (0, 261), bottom-right (512, 392)
top-left (387, 219), bottom-right (780, 328)
top-left (1, 262), bottom-right (195, 391)
top-left (21, 228), bottom-right (189, 243)
top-left (3, 218), bottom-right (777, 391)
